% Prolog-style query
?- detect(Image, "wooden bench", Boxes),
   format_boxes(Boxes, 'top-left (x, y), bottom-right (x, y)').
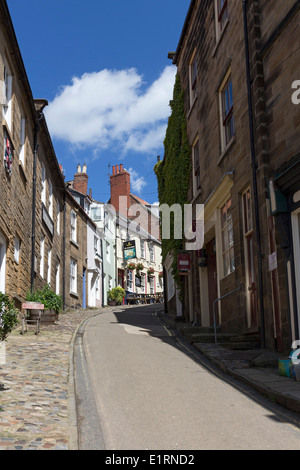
top-left (21, 302), bottom-right (44, 335)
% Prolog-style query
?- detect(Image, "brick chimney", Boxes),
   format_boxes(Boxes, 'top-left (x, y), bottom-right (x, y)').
top-left (110, 164), bottom-right (130, 217)
top-left (73, 163), bottom-right (88, 195)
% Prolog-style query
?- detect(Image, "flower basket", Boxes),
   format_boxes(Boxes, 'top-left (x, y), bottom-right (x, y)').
top-left (147, 267), bottom-right (155, 276)
top-left (158, 271), bottom-right (163, 278)
top-left (127, 262), bottom-right (136, 271)
top-left (136, 263), bottom-right (144, 272)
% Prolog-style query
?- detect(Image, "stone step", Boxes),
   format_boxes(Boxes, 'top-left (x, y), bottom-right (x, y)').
top-left (222, 341), bottom-right (260, 350)
top-left (229, 334), bottom-right (260, 343)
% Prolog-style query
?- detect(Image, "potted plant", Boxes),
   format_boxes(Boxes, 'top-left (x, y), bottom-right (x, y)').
top-left (107, 286), bottom-right (125, 306)
top-left (136, 262), bottom-right (144, 272)
top-left (147, 267), bottom-right (154, 276)
top-left (26, 284), bottom-right (63, 323)
top-left (0, 293), bottom-right (19, 342)
top-left (127, 262), bottom-right (136, 271)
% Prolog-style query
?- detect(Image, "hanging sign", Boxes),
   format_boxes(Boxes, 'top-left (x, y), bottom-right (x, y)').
top-left (124, 240), bottom-right (136, 260)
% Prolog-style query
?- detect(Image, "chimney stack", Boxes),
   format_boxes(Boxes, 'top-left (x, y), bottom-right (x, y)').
top-left (73, 163), bottom-right (88, 195)
top-left (110, 163), bottom-right (130, 217)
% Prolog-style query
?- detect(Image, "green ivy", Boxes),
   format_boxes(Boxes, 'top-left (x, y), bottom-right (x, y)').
top-left (154, 73), bottom-right (191, 299)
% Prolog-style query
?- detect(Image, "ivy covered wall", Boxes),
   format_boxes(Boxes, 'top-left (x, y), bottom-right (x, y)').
top-left (154, 73), bottom-right (191, 297)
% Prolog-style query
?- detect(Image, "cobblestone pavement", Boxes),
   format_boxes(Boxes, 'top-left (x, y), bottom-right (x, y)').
top-left (0, 308), bottom-right (101, 450)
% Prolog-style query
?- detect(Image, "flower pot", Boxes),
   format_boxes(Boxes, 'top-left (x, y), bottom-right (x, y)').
top-left (29, 309), bottom-right (58, 324)
top-left (108, 300), bottom-right (117, 306)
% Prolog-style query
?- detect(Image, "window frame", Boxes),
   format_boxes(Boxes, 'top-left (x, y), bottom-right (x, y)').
top-left (219, 70), bottom-right (235, 151)
top-left (189, 49), bottom-right (198, 108)
top-left (192, 138), bottom-right (201, 195)
top-left (220, 197), bottom-right (235, 277)
top-left (70, 258), bottom-right (77, 294)
top-left (70, 210), bottom-right (77, 243)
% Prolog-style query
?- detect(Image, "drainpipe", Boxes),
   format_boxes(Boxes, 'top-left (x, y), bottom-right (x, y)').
top-left (30, 124), bottom-right (39, 292)
top-left (242, 0), bottom-right (266, 348)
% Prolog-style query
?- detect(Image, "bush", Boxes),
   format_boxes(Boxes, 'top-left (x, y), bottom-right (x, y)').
top-left (26, 284), bottom-right (63, 314)
top-left (0, 293), bottom-right (19, 341)
top-left (107, 286), bottom-right (125, 305)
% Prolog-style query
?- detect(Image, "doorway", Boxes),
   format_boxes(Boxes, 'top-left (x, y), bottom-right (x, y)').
top-left (206, 238), bottom-right (218, 326)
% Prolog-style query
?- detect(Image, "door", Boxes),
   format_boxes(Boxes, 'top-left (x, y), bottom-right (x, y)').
top-left (0, 233), bottom-right (6, 294)
top-left (82, 268), bottom-right (86, 309)
top-left (242, 189), bottom-right (258, 328)
top-left (207, 239), bottom-right (218, 326)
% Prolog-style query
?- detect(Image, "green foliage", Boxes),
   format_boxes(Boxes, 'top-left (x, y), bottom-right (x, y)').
top-left (26, 284), bottom-right (63, 314)
top-left (0, 293), bottom-right (19, 341)
top-left (107, 286), bottom-right (125, 305)
top-left (154, 73), bottom-right (191, 299)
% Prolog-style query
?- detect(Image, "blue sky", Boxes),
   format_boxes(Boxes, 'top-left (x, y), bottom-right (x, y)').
top-left (7, 0), bottom-right (190, 204)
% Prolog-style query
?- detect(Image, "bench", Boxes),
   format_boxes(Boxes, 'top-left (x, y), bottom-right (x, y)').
top-left (21, 302), bottom-right (44, 335)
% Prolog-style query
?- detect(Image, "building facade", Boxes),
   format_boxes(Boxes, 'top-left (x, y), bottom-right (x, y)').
top-left (168, 0), bottom-right (300, 352)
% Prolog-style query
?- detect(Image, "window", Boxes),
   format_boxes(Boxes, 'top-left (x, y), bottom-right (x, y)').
top-left (140, 240), bottom-right (145, 258)
top-left (47, 248), bottom-right (52, 284)
top-left (141, 273), bottom-right (145, 292)
top-left (149, 277), bottom-right (154, 294)
top-left (40, 236), bottom-right (45, 278)
top-left (127, 269), bottom-right (133, 291)
top-left (14, 236), bottom-right (20, 264)
top-left (215, 0), bottom-right (228, 40)
top-left (3, 63), bottom-right (12, 129)
top-left (189, 50), bottom-right (198, 106)
top-left (91, 206), bottom-right (102, 221)
top-left (94, 235), bottom-right (99, 255)
top-left (41, 164), bottom-right (46, 204)
top-left (57, 202), bottom-right (60, 234)
top-left (70, 258), bottom-right (77, 294)
top-left (71, 210), bottom-right (77, 242)
top-left (149, 242), bottom-right (154, 262)
top-left (19, 114), bottom-right (26, 166)
top-left (106, 241), bottom-right (110, 262)
top-left (221, 198), bottom-right (235, 276)
top-left (48, 180), bottom-right (53, 218)
top-left (219, 72), bottom-right (235, 149)
top-left (193, 139), bottom-right (200, 195)
top-left (4, 132), bottom-right (13, 176)
top-left (55, 262), bottom-right (60, 295)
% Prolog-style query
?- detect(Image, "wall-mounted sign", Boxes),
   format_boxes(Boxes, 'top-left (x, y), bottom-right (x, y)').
top-left (177, 253), bottom-right (191, 271)
top-left (124, 240), bottom-right (136, 260)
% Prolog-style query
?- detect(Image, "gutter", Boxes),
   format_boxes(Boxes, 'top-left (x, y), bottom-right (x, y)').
top-left (242, 0), bottom-right (266, 349)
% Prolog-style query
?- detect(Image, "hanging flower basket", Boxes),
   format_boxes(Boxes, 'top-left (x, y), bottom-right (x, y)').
top-left (147, 267), bottom-right (155, 276)
top-left (127, 262), bottom-right (136, 271)
top-left (158, 271), bottom-right (163, 278)
top-left (136, 262), bottom-right (144, 272)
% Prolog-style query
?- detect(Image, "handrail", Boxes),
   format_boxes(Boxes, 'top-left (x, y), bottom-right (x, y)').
top-left (213, 286), bottom-right (242, 344)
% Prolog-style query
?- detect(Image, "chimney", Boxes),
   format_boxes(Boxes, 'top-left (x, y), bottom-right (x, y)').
top-left (73, 163), bottom-right (88, 195)
top-left (110, 163), bottom-right (130, 217)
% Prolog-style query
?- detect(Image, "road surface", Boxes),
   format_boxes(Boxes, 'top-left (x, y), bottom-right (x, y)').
top-left (74, 304), bottom-right (300, 450)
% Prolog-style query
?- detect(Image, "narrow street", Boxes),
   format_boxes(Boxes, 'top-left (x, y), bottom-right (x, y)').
top-left (74, 304), bottom-right (300, 450)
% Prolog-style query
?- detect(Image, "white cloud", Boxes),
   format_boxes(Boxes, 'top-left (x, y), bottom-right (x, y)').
top-left (45, 66), bottom-right (176, 155)
top-left (128, 167), bottom-right (147, 194)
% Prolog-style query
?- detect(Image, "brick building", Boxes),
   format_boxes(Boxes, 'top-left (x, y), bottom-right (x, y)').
top-left (168, 0), bottom-right (300, 352)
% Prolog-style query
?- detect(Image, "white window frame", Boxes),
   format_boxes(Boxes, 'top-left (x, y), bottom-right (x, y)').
top-left (70, 258), bottom-right (77, 294)
top-left (14, 236), bottom-right (20, 264)
top-left (57, 202), bottom-right (60, 234)
top-left (48, 180), bottom-right (53, 218)
top-left (219, 70), bottom-right (235, 151)
top-left (47, 248), bottom-right (52, 285)
top-left (40, 236), bottom-right (45, 278)
top-left (140, 239), bottom-right (145, 258)
top-left (215, 0), bottom-right (229, 41)
top-left (149, 242), bottom-right (154, 262)
top-left (0, 232), bottom-right (6, 293)
top-left (220, 197), bottom-right (235, 278)
top-left (41, 164), bottom-right (46, 204)
top-left (55, 262), bottom-right (60, 295)
top-left (19, 114), bottom-right (26, 166)
top-left (149, 276), bottom-right (155, 294)
top-left (127, 270), bottom-right (133, 291)
top-left (3, 62), bottom-right (12, 130)
top-left (71, 210), bottom-right (77, 243)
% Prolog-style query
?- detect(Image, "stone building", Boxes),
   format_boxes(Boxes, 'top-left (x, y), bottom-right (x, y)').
top-left (0, 1), bottom-right (90, 312)
top-left (168, 0), bottom-right (300, 352)
top-left (0, 1), bottom-right (65, 309)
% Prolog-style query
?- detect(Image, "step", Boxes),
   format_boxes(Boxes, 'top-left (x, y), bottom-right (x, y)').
top-left (222, 341), bottom-right (260, 350)
top-left (229, 334), bottom-right (260, 343)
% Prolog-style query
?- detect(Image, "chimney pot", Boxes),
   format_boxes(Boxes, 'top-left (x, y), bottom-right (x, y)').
top-left (77, 164), bottom-right (81, 173)
top-left (112, 166), bottom-right (116, 175)
top-left (116, 165), bottom-right (119, 173)
top-left (120, 164), bottom-right (123, 172)
top-left (82, 163), bottom-right (87, 173)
